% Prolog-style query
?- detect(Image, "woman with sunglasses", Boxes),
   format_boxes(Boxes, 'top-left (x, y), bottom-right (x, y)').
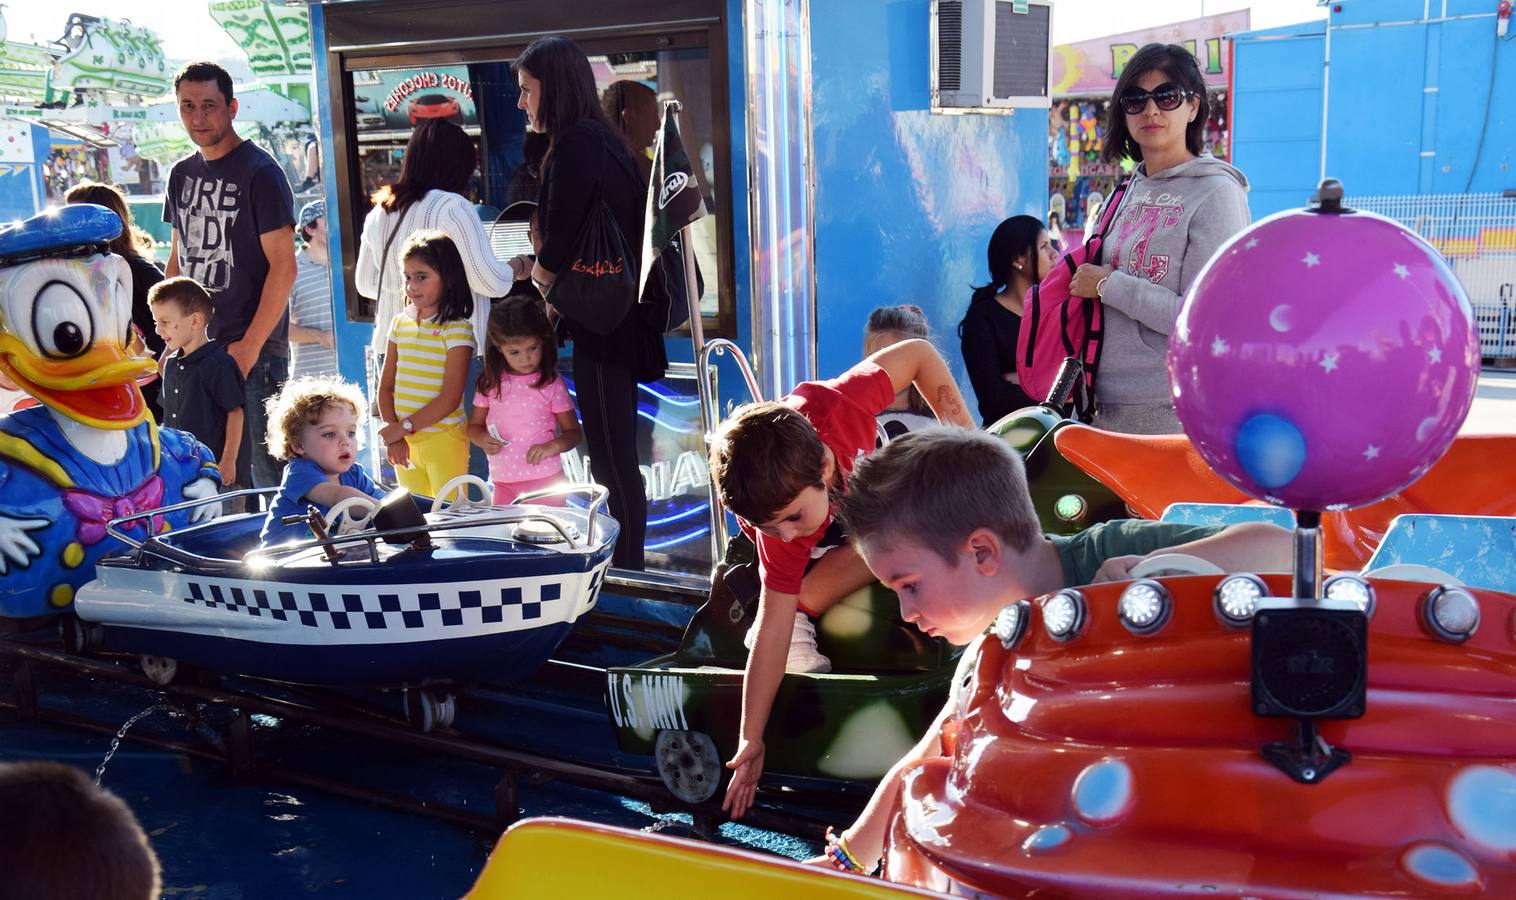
top-left (1067, 43), bottom-right (1250, 434)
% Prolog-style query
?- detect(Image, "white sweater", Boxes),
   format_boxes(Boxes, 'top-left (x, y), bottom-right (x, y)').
top-left (354, 189), bottom-right (516, 359)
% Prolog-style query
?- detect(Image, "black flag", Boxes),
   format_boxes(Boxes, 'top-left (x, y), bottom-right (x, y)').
top-left (638, 100), bottom-right (708, 332)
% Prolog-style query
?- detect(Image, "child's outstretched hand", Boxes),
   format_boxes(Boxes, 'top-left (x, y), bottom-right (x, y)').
top-left (722, 737), bottom-right (765, 820)
top-left (525, 441), bottom-right (557, 465)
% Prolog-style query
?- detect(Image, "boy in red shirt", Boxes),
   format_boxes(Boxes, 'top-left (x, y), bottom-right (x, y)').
top-left (707, 338), bottom-right (974, 819)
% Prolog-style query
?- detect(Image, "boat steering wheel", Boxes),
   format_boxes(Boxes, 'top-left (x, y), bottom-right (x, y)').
top-left (433, 474), bottom-right (493, 513)
top-left (1129, 553), bottom-right (1225, 579)
top-left (324, 496), bottom-right (378, 535)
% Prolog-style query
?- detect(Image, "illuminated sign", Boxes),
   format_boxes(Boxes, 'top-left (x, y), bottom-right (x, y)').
top-left (352, 66), bottom-right (479, 133)
top-left (561, 362), bottom-right (715, 576)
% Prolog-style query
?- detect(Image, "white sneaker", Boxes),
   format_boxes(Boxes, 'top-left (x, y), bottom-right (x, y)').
top-left (745, 611), bottom-right (832, 674)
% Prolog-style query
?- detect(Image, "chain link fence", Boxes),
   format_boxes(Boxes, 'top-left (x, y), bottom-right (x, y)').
top-left (1348, 192), bottom-right (1516, 360)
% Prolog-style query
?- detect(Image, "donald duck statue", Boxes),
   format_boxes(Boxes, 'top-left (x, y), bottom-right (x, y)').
top-left (0, 204), bottom-right (220, 623)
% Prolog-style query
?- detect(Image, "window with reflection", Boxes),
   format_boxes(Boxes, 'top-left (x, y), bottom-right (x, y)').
top-left (347, 45), bottom-right (726, 328)
top-left (342, 40), bottom-right (728, 577)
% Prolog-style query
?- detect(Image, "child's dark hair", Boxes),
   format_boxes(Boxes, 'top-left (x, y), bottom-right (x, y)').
top-left (865, 305), bottom-right (933, 417)
top-left (961, 215), bottom-right (1046, 337)
top-left (709, 402), bottom-right (828, 524)
top-left (399, 229), bottom-right (474, 324)
top-left (478, 296), bottom-right (558, 394)
top-left (0, 761), bottom-right (162, 900)
top-left (147, 276), bottom-right (214, 321)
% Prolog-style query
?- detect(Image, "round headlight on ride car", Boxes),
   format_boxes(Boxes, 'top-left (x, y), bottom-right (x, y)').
top-left (1118, 580), bottom-right (1171, 635)
top-left (992, 600), bottom-right (1030, 651)
top-left (1420, 586), bottom-right (1480, 643)
top-left (1214, 574), bottom-right (1266, 627)
top-left (1042, 590), bottom-right (1087, 641)
top-left (1054, 494), bottom-right (1087, 523)
top-left (1324, 574), bottom-right (1375, 615)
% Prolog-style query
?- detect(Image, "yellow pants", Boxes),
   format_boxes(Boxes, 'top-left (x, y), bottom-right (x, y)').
top-left (395, 426), bottom-right (469, 498)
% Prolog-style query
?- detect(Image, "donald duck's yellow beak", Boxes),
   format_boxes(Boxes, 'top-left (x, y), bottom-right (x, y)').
top-left (0, 334), bottom-right (157, 428)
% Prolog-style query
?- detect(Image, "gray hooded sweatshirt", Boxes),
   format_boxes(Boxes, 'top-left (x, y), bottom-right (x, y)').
top-left (1094, 155), bottom-right (1250, 433)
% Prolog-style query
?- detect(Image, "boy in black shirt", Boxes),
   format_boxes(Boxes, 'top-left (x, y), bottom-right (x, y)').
top-left (150, 277), bottom-right (245, 486)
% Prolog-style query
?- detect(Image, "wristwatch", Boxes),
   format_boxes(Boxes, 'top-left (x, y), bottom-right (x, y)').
top-left (401, 417), bottom-right (415, 434)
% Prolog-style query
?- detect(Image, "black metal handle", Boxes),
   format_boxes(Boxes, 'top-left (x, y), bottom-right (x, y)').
top-left (1043, 357), bottom-right (1084, 409)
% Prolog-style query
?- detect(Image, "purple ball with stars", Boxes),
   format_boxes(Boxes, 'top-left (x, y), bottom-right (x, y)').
top-left (1168, 199), bottom-right (1479, 510)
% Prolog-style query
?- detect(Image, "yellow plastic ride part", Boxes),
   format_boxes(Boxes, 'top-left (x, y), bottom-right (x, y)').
top-left (465, 817), bottom-right (947, 899)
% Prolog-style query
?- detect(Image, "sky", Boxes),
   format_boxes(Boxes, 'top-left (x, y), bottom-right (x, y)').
top-left (3, 2), bottom-right (243, 66)
top-left (1051, 0), bottom-right (1326, 44)
top-left (2, 0), bottom-right (1330, 65)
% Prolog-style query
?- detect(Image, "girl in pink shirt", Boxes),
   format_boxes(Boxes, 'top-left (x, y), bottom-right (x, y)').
top-left (467, 297), bottom-right (582, 505)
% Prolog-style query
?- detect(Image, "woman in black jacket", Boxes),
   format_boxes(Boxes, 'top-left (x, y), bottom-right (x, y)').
top-left (514, 36), bottom-right (662, 570)
top-left (958, 215), bottom-right (1058, 426)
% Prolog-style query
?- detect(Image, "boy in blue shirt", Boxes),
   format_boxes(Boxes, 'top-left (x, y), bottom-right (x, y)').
top-left (259, 377), bottom-right (387, 547)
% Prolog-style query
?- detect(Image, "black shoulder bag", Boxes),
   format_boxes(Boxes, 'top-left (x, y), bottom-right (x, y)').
top-left (543, 144), bottom-right (638, 336)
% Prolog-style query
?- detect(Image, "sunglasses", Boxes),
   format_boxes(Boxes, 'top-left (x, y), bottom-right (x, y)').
top-left (1119, 82), bottom-right (1194, 116)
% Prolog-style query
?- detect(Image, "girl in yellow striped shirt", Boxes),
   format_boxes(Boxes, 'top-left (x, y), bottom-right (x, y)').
top-left (377, 230), bottom-right (477, 496)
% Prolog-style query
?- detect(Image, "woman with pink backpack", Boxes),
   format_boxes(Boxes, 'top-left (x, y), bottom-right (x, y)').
top-left (1063, 43), bottom-right (1250, 434)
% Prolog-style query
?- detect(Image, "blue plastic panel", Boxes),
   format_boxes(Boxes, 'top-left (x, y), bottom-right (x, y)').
top-left (1160, 502), bottom-right (1295, 530)
top-left (1364, 514), bottom-right (1516, 594)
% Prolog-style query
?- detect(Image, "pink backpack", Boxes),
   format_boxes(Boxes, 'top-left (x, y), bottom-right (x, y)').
top-left (1016, 180), bottom-right (1129, 421)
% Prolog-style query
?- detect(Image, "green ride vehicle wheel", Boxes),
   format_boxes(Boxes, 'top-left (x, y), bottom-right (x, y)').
top-left (654, 729), bottom-right (722, 804)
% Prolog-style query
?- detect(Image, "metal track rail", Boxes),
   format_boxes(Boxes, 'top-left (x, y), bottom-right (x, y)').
top-left (0, 641), bottom-right (842, 840)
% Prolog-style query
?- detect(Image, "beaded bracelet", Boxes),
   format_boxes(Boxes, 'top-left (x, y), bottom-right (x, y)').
top-left (824, 825), bottom-right (865, 873)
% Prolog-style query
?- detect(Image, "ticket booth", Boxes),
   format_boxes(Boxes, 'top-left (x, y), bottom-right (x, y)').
top-left (311, 1), bottom-right (738, 581)
top-left (308, 0), bottom-right (1050, 585)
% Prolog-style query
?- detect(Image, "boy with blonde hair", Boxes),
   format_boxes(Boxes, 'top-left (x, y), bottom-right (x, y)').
top-left (817, 427), bottom-right (1290, 873)
top-left (259, 376), bottom-right (387, 546)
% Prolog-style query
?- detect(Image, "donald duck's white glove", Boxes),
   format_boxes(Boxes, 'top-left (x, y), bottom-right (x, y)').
top-left (0, 514), bottom-right (48, 575)
top-left (182, 476), bottom-right (224, 525)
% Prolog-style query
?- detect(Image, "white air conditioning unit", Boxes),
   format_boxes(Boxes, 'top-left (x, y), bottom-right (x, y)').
top-left (932, 0), bottom-right (1053, 113)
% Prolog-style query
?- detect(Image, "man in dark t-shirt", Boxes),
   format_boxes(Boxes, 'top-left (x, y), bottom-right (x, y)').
top-left (163, 61), bottom-right (296, 489)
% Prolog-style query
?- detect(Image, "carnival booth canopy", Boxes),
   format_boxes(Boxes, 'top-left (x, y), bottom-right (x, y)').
top-left (209, 0), bottom-right (313, 77)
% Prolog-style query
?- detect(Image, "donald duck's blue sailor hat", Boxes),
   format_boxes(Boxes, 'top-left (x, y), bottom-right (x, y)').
top-left (0, 204), bottom-right (123, 266)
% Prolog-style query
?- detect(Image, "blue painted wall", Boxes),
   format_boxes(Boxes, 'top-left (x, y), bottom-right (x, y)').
top-left (0, 124), bottom-right (48, 222)
top-left (310, 4), bottom-right (369, 393)
top-left (1233, 0), bottom-right (1516, 218)
top-left (1231, 22), bottom-right (1325, 217)
top-left (808, 0), bottom-right (1048, 394)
